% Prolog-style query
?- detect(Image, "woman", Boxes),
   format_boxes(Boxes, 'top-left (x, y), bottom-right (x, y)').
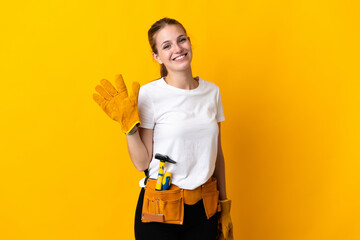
top-left (93, 17), bottom-right (233, 240)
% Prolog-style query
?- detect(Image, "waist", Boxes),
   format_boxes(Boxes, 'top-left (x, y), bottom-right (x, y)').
top-left (144, 177), bottom-right (218, 205)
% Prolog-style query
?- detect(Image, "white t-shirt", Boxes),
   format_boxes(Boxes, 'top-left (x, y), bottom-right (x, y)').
top-left (137, 76), bottom-right (225, 190)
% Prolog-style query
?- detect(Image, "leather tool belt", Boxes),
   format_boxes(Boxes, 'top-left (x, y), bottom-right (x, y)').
top-left (141, 177), bottom-right (221, 225)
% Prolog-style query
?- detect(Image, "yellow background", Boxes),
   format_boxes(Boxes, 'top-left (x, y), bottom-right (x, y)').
top-left (1, 0), bottom-right (359, 239)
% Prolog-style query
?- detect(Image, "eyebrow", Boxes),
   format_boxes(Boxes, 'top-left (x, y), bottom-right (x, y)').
top-left (161, 35), bottom-right (186, 46)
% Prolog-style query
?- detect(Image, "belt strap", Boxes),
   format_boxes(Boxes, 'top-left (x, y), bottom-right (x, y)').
top-left (145, 177), bottom-right (215, 205)
top-left (143, 169), bottom-right (149, 186)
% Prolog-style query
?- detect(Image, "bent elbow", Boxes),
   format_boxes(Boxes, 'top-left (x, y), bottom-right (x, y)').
top-left (131, 155), bottom-right (151, 172)
top-left (134, 161), bottom-right (149, 172)
top-left (136, 165), bottom-right (148, 172)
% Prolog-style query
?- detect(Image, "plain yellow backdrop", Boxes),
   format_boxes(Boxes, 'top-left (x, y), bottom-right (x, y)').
top-left (1, 0), bottom-right (359, 239)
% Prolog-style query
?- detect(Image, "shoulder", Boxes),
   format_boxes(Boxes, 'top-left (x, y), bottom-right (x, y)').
top-left (139, 77), bottom-right (163, 94)
top-left (199, 77), bottom-right (221, 92)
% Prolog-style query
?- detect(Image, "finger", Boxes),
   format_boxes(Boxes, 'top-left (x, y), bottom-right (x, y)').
top-left (95, 85), bottom-right (112, 100)
top-left (114, 74), bottom-right (128, 98)
top-left (93, 93), bottom-right (105, 106)
top-left (100, 78), bottom-right (118, 97)
top-left (129, 81), bottom-right (140, 102)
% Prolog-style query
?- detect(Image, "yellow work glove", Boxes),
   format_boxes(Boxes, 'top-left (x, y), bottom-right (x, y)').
top-left (218, 199), bottom-right (234, 240)
top-left (92, 74), bottom-right (141, 134)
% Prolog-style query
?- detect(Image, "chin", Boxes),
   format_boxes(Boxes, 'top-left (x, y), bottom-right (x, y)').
top-left (172, 63), bottom-right (191, 71)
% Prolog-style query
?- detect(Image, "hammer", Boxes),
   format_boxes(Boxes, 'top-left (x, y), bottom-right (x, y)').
top-left (155, 153), bottom-right (176, 191)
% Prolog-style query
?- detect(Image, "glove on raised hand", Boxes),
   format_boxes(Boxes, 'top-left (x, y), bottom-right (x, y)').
top-left (93, 74), bottom-right (141, 134)
top-left (218, 199), bottom-right (234, 240)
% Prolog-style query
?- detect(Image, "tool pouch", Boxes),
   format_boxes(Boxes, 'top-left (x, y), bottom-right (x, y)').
top-left (201, 178), bottom-right (221, 219)
top-left (141, 177), bottom-right (220, 225)
top-left (141, 181), bottom-right (184, 225)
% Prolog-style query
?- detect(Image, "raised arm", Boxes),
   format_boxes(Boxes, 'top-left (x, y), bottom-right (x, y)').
top-left (93, 74), bottom-right (152, 171)
top-left (126, 126), bottom-right (153, 171)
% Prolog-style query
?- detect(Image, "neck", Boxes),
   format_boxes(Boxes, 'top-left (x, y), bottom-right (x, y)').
top-left (164, 68), bottom-right (198, 90)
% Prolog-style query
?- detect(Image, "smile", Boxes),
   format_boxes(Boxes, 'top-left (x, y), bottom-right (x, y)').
top-left (173, 53), bottom-right (188, 61)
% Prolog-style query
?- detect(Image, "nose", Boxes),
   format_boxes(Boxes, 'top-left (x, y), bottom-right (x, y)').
top-left (174, 42), bottom-right (183, 53)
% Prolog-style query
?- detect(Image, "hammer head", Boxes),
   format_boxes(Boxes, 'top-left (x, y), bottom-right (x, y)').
top-left (155, 153), bottom-right (176, 164)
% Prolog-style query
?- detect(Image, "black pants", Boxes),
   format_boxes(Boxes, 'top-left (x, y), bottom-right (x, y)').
top-left (134, 187), bottom-right (219, 240)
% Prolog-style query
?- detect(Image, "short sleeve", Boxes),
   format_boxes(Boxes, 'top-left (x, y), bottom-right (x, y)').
top-left (137, 87), bottom-right (155, 129)
top-left (216, 87), bottom-right (225, 122)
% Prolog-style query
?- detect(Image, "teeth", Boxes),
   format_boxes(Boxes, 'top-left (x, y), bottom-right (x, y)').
top-left (173, 53), bottom-right (186, 61)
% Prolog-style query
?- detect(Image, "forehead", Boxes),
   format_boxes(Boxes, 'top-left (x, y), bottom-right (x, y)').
top-left (155, 24), bottom-right (186, 45)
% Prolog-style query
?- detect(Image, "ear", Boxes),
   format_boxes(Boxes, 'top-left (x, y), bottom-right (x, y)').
top-left (152, 52), bottom-right (163, 64)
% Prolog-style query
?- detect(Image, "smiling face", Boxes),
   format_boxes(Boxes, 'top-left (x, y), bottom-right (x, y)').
top-left (152, 24), bottom-right (193, 74)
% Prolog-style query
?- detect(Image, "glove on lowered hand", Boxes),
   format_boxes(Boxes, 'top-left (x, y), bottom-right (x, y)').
top-left (218, 199), bottom-right (234, 240)
top-left (93, 74), bottom-right (141, 134)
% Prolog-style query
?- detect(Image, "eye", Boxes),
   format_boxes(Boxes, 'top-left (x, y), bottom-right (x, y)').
top-left (163, 38), bottom-right (186, 50)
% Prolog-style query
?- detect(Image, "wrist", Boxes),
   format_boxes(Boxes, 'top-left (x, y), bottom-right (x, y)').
top-left (126, 126), bottom-right (138, 135)
top-left (219, 192), bottom-right (227, 200)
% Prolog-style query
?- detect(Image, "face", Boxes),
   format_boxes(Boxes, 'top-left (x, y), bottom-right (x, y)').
top-left (152, 24), bottom-right (192, 73)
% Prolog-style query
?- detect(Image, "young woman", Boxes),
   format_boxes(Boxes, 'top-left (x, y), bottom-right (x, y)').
top-left (93, 17), bottom-right (233, 240)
